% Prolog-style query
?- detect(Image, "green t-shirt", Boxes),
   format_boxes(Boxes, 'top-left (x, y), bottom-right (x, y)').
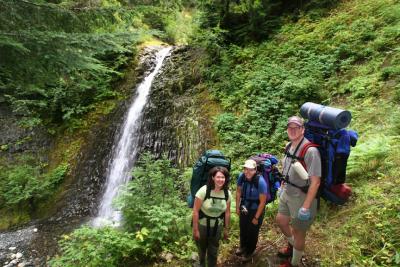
top-left (195, 185), bottom-right (232, 226)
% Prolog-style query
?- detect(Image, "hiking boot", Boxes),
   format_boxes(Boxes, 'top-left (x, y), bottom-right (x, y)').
top-left (235, 247), bottom-right (246, 256)
top-left (241, 251), bottom-right (256, 263)
top-left (241, 253), bottom-right (254, 263)
top-left (277, 243), bottom-right (293, 258)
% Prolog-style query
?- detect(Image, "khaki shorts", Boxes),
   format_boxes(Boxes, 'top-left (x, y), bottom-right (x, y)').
top-left (278, 190), bottom-right (317, 232)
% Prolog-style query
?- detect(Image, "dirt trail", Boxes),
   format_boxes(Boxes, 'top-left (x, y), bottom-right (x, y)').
top-left (219, 224), bottom-right (321, 267)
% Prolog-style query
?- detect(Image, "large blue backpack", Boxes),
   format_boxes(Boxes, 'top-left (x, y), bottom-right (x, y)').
top-left (187, 150), bottom-right (231, 208)
top-left (295, 121), bottom-right (358, 205)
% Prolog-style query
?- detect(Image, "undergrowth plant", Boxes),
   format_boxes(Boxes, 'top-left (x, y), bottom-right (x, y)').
top-left (0, 156), bottom-right (68, 209)
top-left (194, 0), bottom-right (400, 265)
top-left (51, 153), bottom-right (194, 266)
top-left (118, 152), bottom-right (193, 260)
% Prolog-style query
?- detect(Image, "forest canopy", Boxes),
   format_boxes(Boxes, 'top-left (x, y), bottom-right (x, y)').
top-left (0, 0), bottom-right (189, 127)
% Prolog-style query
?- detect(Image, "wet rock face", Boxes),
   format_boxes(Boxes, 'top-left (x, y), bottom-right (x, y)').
top-left (139, 46), bottom-right (217, 167)
top-left (52, 107), bottom-right (124, 220)
top-left (41, 47), bottom-right (162, 221)
top-left (0, 104), bottom-right (52, 158)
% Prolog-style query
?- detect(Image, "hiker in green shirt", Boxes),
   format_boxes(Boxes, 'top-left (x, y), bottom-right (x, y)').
top-left (192, 166), bottom-right (231, 267)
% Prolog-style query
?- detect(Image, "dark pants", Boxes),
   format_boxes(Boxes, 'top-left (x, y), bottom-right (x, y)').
top-left (195, 223), bottom-right (222, 267)
top-left (239, 209), bottom-right (264, 256)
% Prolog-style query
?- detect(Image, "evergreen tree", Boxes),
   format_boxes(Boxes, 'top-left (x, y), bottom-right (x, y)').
top-left (0, 0), bottom-right (147, 126)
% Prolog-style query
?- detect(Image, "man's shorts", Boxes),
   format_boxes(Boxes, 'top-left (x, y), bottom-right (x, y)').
top-left (278, 190), bottom-right (317, 231)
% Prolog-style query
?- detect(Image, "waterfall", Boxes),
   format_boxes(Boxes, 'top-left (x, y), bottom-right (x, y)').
top-left (92, 47), bottom-right (171, 227)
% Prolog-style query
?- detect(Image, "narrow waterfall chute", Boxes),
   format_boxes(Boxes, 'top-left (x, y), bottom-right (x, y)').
top-left (92, 47), bottom-right (172, 227)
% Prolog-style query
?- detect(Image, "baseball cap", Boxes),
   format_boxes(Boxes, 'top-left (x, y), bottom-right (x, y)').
top-left (287, 116), bottom-right (304, 127)
top-left (243, 159), bottom-right (257, 169)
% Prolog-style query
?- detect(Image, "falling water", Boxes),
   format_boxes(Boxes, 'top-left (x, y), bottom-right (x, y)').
top-left (92, 47), bottom-right (171, 227)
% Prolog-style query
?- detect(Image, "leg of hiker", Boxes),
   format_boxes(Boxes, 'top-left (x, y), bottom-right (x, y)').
top-left (291, 201), bottom-right (317, 265)
top-left (276, 192), bottom-right (295, 258)
top-left (288, 193), bottom-right (317, 266)
top-left (239, 211), bottom-right (250, 254)
top-left (196, 224), bottom-right (208, 267)
top-left (291, 227), bottom-right (306, 266)
top-left (245, 209), bottom-right (264, 256)
top-left (276, 213), bottom-right (293, 239)
top-left (206, 225), bottom-right (222, 267)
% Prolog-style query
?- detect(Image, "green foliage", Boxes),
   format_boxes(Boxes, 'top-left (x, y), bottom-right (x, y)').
top-left (50, 226), bottom-right (139, 267)
top-left (346, 134), bottom-right (395, 180)
top-left (52, 153), bottom-right (193, 266)
top-left (206, 42), bottom-right (329, 158)
top-left (0, 0), bottom-right (202, 127)
top-left (163, 9), bottom-right (197, 45)
top-left (117, 152), bottom-right (192, 259)
top-left (0, 159), bottom-right (68, 208)
top-left (315, 177), bottom-right (400, 266)
top-left (189, 25), bottom-right (227, 60)
top-left (0, 0), bottom-right (154, 127)
top-left (0, 164), bottom-right (41, 206)
top-left (196, 0), bottom-right (338, 43)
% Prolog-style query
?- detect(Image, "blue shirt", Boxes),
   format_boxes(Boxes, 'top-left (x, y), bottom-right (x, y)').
top-left (237, 173), bottom-right (268, 210)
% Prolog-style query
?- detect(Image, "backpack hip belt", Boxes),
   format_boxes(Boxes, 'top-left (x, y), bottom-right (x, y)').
top-left (199, 209), bottom-right (225, 237)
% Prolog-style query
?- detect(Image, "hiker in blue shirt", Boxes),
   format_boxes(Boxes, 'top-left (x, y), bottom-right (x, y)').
top-left (276, 116), bottom-right (321, 267)
top-left (192, 166), bottom-right (231, 267)
top-left (235, 159), bottom-right (268, 260)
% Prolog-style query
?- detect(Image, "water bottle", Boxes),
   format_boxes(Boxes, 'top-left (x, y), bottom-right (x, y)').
top-left (292, 161), bottom-right (309, 180)
top-left (298, 207), bottom-right (311, 221)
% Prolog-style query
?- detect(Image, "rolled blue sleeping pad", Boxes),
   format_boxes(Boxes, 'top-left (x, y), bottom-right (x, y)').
top-left (300, 102), bottom-right (352, 129)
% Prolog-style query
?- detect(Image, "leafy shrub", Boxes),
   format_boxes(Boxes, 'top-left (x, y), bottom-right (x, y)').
top-left (0, 161), bottom-right (68, 208)
top-left (50, 227), bottom-right (139, 267)
top-left (163, 9), bottom-right (196, 44)
top-left (51, 153), bottom-right (193, 266)
top-left (117, 152), bottom-right (191, 259)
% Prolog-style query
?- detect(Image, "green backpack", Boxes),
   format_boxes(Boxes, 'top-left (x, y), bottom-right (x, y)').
top-left (187, 150), bottom-right (231, 208)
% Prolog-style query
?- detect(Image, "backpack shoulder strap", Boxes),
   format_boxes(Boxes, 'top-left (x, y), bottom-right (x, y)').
top-left (285, 138), bottom-right (305, 159)
top-left (238, 172), bottom-right (244, 183)
top-left (253, 174), bottom-right (260, 189)
top-left (224, 188), bottom-right (229, 202)
top-left (205, 185), bottom-right (211, 201)
top-left (298, 142), bottom-right (319, 170)
top-left (284, 142), bottom-right (291, 155)
top-left (240, 173), bottom-right (258, 200)
top-left (205, 185), bottom-right (229, 202)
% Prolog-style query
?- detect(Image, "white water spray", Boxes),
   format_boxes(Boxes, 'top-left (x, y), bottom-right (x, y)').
top-left (92, 47), bottom-right (171, 227)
